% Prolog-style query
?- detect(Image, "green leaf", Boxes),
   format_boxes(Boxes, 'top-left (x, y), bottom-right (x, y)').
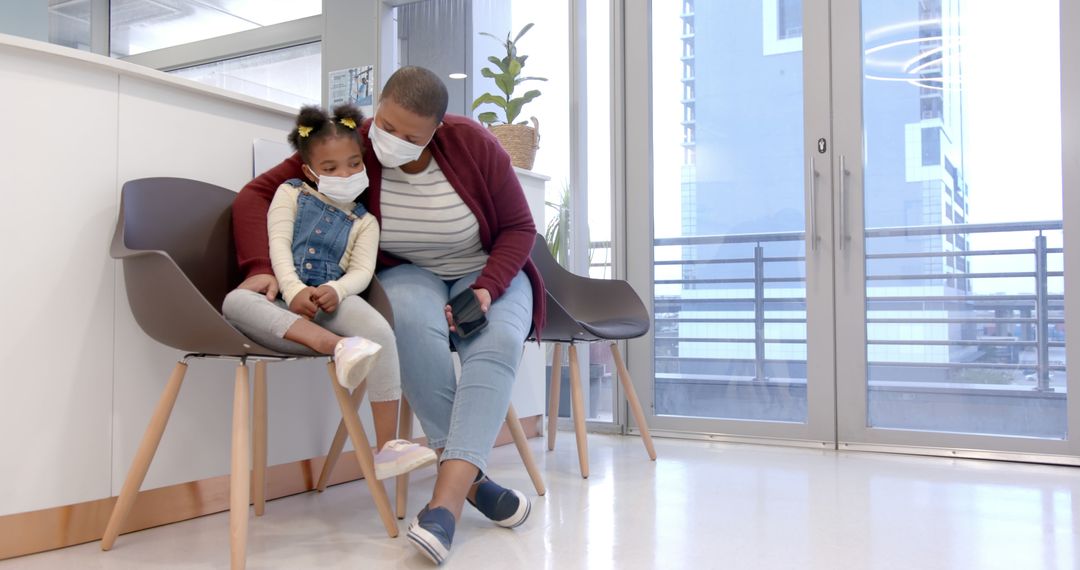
top-left (480, 67), bottom-right (496, 79)
top-left (508, 59), bottom-right (522, 78)
top-left (515, 76), bottom-right (548, 85)
top-left (495, 74), bottom-right (514, 98)
top-left (505, 99), bottom-right (524, 125)
top-left (518, 89), bottom-right (542, 103)
top-left (504, 90), bottom-right (542, 125)
top-left (486, 56), bottom-right (507, 73)
top-left (480, 32), bottom-right (504, 45)
top-left (471, 92), bottom-right (508, 111)
top-left (518, 55), bottom-right (528, 67)
top-left (476, 111), bottom-right (499, 125)
top-left (514, 23), bottom-right (535, 44)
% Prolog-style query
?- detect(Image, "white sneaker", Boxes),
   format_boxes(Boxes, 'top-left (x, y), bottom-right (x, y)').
top-left (374, 439), bottom-right (437, 480)
top-left (333, 337), bottom-right (382, 390)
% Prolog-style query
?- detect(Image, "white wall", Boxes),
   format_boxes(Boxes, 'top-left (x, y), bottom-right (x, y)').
top-left (0, 35), bottom-right (325, 516)
top-left (0, 41), bottom-right (118, 517)
top-left (110, 76), bottom-right (348, 493)
top-left (0, 34), bottom-right (546, 517)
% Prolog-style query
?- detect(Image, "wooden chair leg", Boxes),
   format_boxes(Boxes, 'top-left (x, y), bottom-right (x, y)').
top-left (101, 361), bottom-right (189, 550)
top-left (327, 362), bottom-right (399, 538)
top-left (395, 397), bottom-right (413, 519)
top-left (567, 344), bottom-right (590, 478)
top-left (610, 342), bottom-right (657, 461)
top-left (546, 343), bottom-right (563, 451)
top-left (251, 361), bottom-right (268, 516)
top-left (506, 404), bottom-right (546, 496)
top-left (316, 386), bottom-right (366, 493)
top-left (230, 363), bottom-right (252, 570)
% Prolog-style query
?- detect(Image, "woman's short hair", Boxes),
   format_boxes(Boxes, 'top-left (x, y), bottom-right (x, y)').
top-left (381, 66), bottom-right (450, 123)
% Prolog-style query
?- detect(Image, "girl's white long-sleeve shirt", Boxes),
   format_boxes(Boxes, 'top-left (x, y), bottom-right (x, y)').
top-left (267, 182), bottom-right (379, 305)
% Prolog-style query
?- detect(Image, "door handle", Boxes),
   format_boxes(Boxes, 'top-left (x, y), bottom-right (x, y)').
top-left (809, 157), bottom-right (819, 251)
top-left (839, 154), bottom-right (850, 250)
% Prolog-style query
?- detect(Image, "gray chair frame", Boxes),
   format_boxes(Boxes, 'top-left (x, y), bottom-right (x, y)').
top-left (529, 234), bottom-right (657, 478)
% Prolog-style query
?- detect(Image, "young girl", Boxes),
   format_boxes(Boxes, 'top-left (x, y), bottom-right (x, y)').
top-left (223, 104), bottom-right (435, 480)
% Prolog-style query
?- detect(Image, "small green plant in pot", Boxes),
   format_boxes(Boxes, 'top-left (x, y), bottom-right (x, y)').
top-left (545, 182), bottom-right (571, 268)
top-left (472, 23), bottom-right (547, 169)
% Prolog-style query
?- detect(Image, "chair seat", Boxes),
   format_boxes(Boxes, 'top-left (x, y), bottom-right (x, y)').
top-left (579, 317), bottom-right (649, 340)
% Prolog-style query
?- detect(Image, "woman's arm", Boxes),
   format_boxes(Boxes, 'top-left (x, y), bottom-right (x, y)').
top-left (472, 138), bottom-right (537, 301)
top-left (325, 214), bottom-right (380, 303)
top-left (267, 185), bottom-right (308, 305)
top-left (234, 153), bottom-right (305, 278)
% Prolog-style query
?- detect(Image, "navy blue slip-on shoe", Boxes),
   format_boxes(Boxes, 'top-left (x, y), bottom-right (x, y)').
top-left (467, 476), bottom-right (531, 529)
top-left (407, 505), bottom-right (456, 565)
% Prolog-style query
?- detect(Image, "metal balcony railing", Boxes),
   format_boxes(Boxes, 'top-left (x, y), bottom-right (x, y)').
top-left (588, 220), bottom-right (1066, 392)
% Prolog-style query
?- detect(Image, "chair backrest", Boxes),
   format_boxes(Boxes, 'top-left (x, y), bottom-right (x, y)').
top-left (529, 234), bottom-right (581, 314)
top-left (112, 177), bottom-right (394, 356)
top-left (117, 177), bottom-right (240, 312)
top-left (529, 233), bottom-right (650, 341)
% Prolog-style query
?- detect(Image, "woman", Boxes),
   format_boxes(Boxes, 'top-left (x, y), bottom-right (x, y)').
top-left (231, 66), bottom-right (545, 565)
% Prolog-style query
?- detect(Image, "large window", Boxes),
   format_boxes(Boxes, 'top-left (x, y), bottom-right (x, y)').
top-left (169, 42), bottom-right (321, 108)
top-left (651, 0), bottom-right (809, 423)
top-left (109, 0), bottom-right (320, 57)
top-left (49, 0), bottom-right (92, 51)
top-left (861, 0), bottom-right (1067, 438)
top-left (778, 0), bottom-right (802, 40)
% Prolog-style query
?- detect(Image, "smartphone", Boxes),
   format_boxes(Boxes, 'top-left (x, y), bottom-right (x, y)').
top-left (449, 289), bottom-right (488, 338)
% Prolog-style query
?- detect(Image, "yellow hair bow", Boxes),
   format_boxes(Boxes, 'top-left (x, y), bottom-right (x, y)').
top-left (297, 125), bottom-right (313, 138)
top-left (339, 117), bottom-right (357, 130)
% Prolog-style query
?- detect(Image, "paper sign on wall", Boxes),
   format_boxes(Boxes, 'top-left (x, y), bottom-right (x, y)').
top-left (329, 65), bottom-right (374, 117)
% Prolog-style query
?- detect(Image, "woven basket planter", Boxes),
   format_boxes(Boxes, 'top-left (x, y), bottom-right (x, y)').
top-left (490, 117), bottom-right (540, 170)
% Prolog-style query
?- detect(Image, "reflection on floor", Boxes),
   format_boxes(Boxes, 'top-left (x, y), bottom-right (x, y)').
top-left (4, 434), bottom-right (1077, 570)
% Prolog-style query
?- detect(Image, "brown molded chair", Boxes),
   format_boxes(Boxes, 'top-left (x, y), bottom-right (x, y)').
top-left (102, 177), bottom-right (398, 569)
top-left (529, 233), bottom-right (657, 478)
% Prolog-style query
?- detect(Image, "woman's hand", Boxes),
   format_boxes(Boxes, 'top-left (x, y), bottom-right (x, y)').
top-left (444, 288), bottom-right (491, 332)
top-left (238, 273), bottom-right (279, 301)
top-left (289, 287), bottom-right (319, 319)
top-left (313, 285), bottom-right (340, 313)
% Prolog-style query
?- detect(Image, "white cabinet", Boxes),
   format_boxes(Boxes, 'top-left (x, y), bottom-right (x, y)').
top-left (509, 168), bottom-right (551, 419)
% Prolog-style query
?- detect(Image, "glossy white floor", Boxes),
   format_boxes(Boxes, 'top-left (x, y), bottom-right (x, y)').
top-left (5, 433), bottom-right (1078, 570)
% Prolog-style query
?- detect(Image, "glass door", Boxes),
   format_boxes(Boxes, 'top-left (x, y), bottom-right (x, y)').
top-left (832, 0), bottom-right (1080, 461)
top-left (624, 0), bottom-right (837, 445)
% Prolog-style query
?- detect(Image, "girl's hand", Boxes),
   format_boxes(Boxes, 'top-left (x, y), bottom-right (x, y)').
top-left (444, 288), bottom-right (491, 332)
top-left (289, 287), bottom-right (318, 319)
top-left (313, 285), bottom-right (340, 313)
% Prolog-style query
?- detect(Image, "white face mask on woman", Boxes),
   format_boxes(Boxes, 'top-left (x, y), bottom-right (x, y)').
top-left (313, 169), bottom-right (369, 203)
top-left (370, 121), bottom-right (431, 168)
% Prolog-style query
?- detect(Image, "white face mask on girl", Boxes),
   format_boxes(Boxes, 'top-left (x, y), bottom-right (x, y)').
top-left (312, 169), bottom-right (369, 203)
top-left (370, 121), bottom-right (431, 168)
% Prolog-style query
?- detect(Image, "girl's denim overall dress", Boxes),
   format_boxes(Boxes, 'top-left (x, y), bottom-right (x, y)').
top-left (288, 179), bottom-right (367, 286)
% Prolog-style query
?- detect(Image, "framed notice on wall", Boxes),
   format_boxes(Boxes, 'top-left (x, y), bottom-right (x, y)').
top-left (329, 65), bottom-right (374, 116)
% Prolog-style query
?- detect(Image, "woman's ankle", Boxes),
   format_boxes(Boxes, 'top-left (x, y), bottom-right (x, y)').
top-left (427, 500), bottom-right (464, 520)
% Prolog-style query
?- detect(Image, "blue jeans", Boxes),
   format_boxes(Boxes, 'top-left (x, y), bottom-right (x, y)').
top-left (378, 264), bottom-right (532, 472)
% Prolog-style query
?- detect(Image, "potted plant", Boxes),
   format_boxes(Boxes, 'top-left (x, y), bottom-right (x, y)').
top-left (472, 23), bottom-right (547, 169)
top-left (544, 182), bottom-right (571, 267)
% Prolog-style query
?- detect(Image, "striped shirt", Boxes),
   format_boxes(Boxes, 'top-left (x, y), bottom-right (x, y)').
top-left (378, 161), bottom-right (489, 278)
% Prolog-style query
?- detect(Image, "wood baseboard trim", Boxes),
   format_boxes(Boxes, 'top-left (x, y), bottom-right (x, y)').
top-left (0, 414), bottom-right (542, 561)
